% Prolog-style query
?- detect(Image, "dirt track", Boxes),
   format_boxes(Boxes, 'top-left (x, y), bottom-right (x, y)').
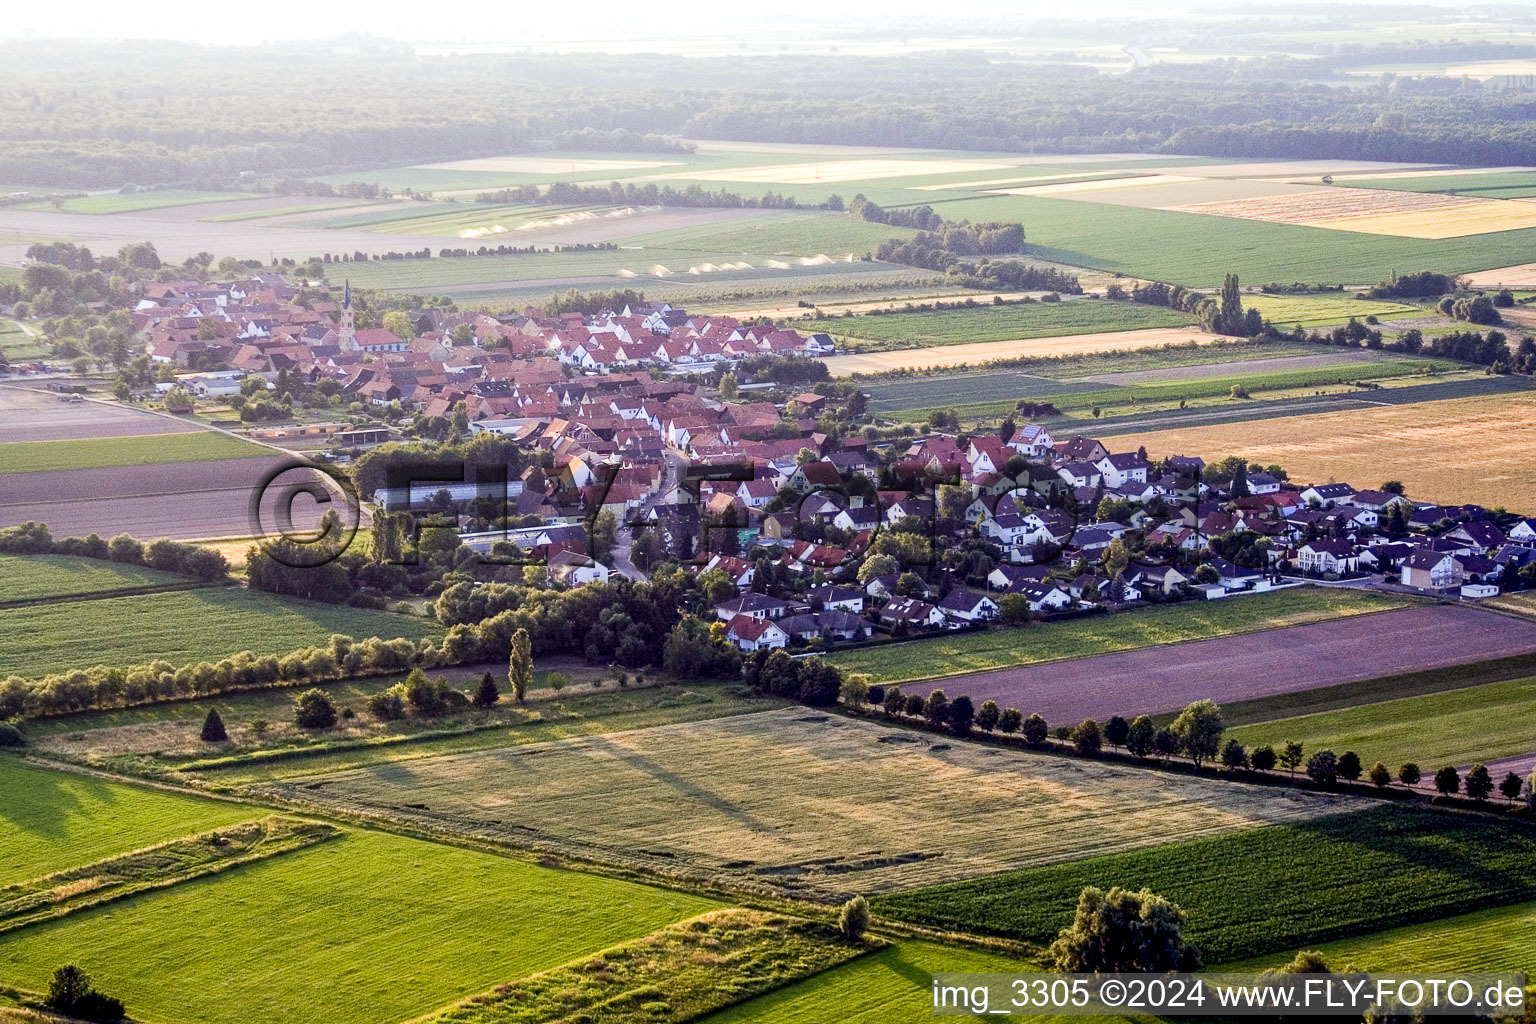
top-left (928, 605), bottom-right (1536, 724)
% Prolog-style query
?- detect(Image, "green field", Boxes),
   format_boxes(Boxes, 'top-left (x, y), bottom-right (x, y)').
top-left (0, 430), bottom-right (265, 474)
top-left (429, 909), bottom-right (876, 1024)
top-left (1341, 171), bottom-right (1536, 199)
top-left (19, 189), bottom-right (245, 214)
top-left (870, 805), bottom-right (1536, 964)
top-left (1230, 675), bottom-right (1536, 771)
top-left (0, 758), bottom-right (253, 887)
top-left (0, 828), bottom-right (719, 1024)
top-left (884, 358), bottom-right (1454, 423)
top-left (0, 815), bottom-right (340, 934)
top-left (0, 587), bottom-right (440, 679)
top-left (822, 300), bottom-right (1194, 350)
top-left (702, 940), bottom-right (1151, 1024)
top-left (1224, 901), bottom-right (1536, 974)
top-left (1242, 293), bottom-right (1427, 328)
top-left (826, 588), bottom-right (1407, 684)
top-left (902, 193), bottom-right (1536, 287)
top-left (0, 553), bottom-right (203, 604)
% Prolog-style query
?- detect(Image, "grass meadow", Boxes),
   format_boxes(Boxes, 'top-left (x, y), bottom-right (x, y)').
top-left (1229, 675), bottom-right (1536, 770)
top-left (0, 588), bottom-right (440, 679)
top-left (0, 553), bottom-right (199, 603)
top-left (269, 708), bottom-right (1350, 895)
top-left (1222, 901), bottom-right (1536, 974)
top-left (870, 805), bottom-right (1536, 963)
top-left (0, 758), bottom-right (254, 887)
top-left (826, 588), bottom-right (1406, 684)
top-left (33, 681), bottom-right (786, 788)
top-left (0, 431), bottom-right (265, 474)
top-left (426, 909), bottom-right (877, 1024)
top-left (1241, 293), bottom-right (1426, 328)
top-left (821, 299), bottom-right (1193, 351)
top-left (0, 829), bottom-right (719, 1024)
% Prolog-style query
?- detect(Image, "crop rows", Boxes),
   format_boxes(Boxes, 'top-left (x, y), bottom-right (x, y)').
top-left (870, 804), bottom-right (1536, 963)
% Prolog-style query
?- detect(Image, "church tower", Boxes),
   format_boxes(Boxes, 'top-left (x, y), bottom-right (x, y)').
top-left (338, 279), bottom-right (357, 349)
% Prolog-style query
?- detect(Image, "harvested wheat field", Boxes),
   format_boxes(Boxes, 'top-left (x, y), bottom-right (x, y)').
top-left (266, 708), bottom-right (1351, 895)
top-left (1466, 262), bottom-right (1536, 289)
top-left (818, 327), bottom-right (1215, 376)
top-left (1166, 188), bottom-right (1536, 238)
top-left (1109, 392), bottom-right (1536, 512)
top-left (660, 159), bottom-right (1014, 184)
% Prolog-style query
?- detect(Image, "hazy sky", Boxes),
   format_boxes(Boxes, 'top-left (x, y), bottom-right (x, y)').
top-left (1, 0), bottom-right (1193, 44)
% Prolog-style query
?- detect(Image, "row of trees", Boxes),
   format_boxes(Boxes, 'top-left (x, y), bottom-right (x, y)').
top-left (846, 685), bottom-right (1536, 808)
top-left (1109, 274), bottom-right (1263, 337)
top-left (0, 522), bottom-right (228, 581)
top-left (0, 632), bottom-right (454, 719)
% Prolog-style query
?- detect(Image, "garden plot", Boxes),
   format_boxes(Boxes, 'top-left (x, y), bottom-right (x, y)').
top-left (266, 708), bottom-right (1353, 895)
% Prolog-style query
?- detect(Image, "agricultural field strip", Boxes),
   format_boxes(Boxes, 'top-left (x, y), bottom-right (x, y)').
top-left (118, 684), bottom-right (789, 789)
top-left (0, 553), bottom-right (210, 604)
top-left (0, 430), bottom-right (266, 475)
top-left (827, 588), bottom-right (1407, 685)
top-left (263, 708), bottom-right (1352, 895)
top-left (1220, 900), bottom-right (1536, 976)
top-left (819, 327), bottom-right (1217, 376)
top-left (876, 359), bottom-right (1448, 418)
top-left (418, 909), bottom-right (879, 1024)
top-left (0, 827), bottom-right (722, 1024)
top-left (820, 301), bottom-right (1194, 348)
top-left (1228, 674), bottom-right (1536, 771)
top-left (0, 587), bottom-right (440, 681)
top-left (0, 758), bottom-right (258, 887)
top-left (870, 804), bottom-right (1536, 964)
top-left (0, 816), bottom-right (341, 934)
top-left (834, 606), bottom-right (1536, 728)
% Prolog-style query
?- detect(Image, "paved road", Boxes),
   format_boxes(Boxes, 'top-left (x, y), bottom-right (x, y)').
top-left (612, 451), bottom-right (682, 581)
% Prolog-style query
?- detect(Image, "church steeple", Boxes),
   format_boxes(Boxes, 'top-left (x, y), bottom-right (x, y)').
top-left (338, 278), bottom-right (357, 349)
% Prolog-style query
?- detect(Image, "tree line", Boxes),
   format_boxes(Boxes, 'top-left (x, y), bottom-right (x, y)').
top-left (0, 522), bottom-right (228, 581)
top-left (475, 180), bottom-right (832, 210)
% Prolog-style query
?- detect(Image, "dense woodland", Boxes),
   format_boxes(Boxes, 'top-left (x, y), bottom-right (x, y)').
top-left (9, 40), bottom-right (1536, 187)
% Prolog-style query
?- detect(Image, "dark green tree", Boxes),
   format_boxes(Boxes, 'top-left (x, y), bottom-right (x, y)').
top-left (975, 699), bottom-right (1000, 733)
top-left (1048, 887), bottom-right (1200, 973)
top-left (1464, 763), bottom-right (1494, 802)
top-left (1104, 714), bottom-right (1129, 751)
top-left (1251, 745), bottom-right (1277, 772)
top-left (472, 671), bottom-right (500, 708)
top-left (1434, 765), bottom-right (1461, 797)
top-left (292, 688), bottom-right (337, 730)
top-left (923, 689), bottom-right (949, 729)
top-left (199, 707), bottom-right (228, 743)
top-left (1022, 712), bottom-right (1048, 746)
top-left (1337, 751), bottom-right (1362, 782)
top-left (1125, 715), bottom-right (1155, 759)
